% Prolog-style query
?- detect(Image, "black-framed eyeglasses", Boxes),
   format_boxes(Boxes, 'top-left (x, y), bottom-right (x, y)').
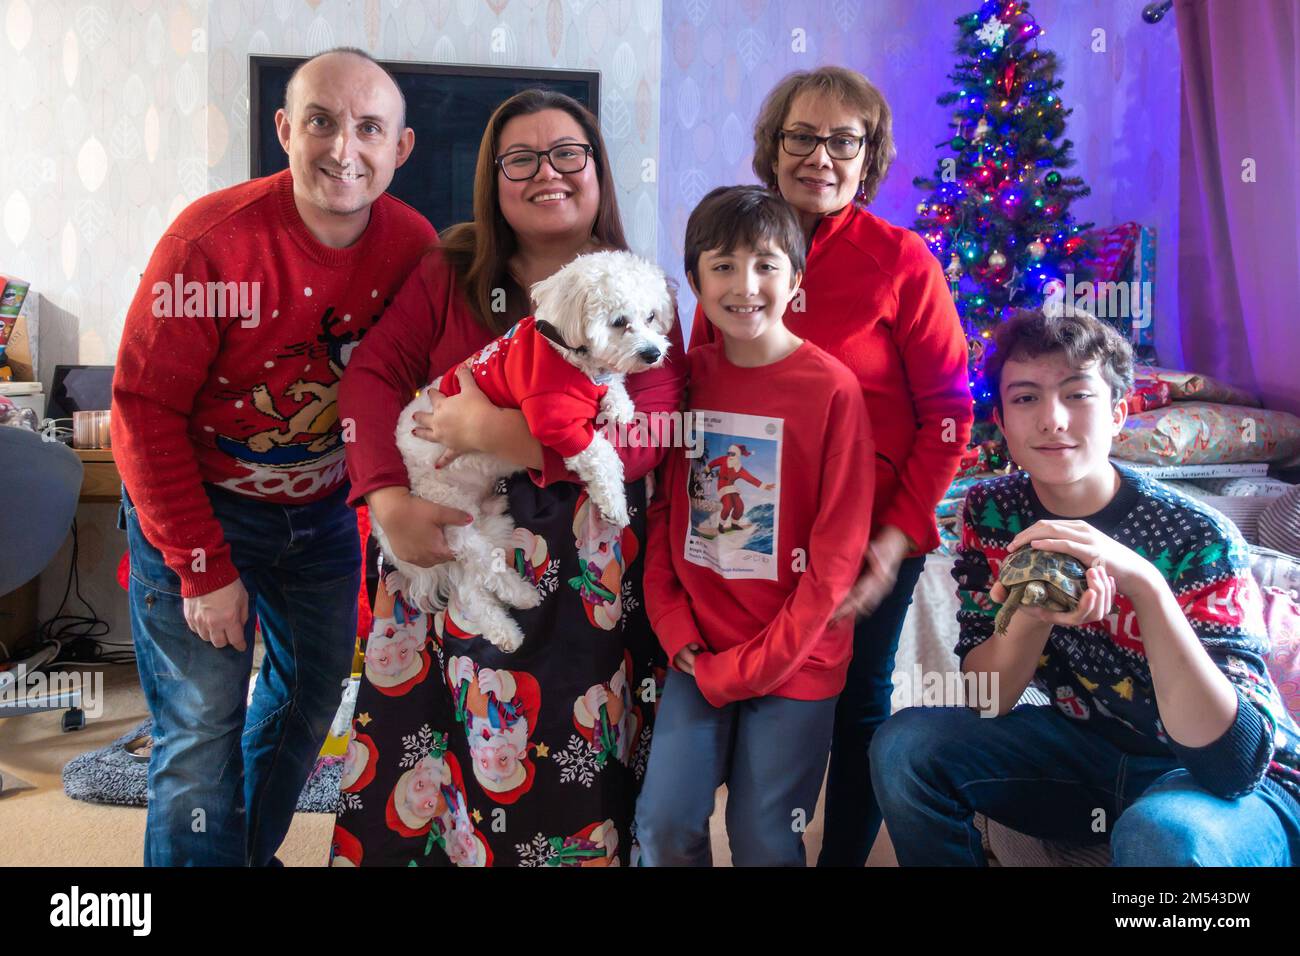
top-left (777, 129), bottom-right (866, 160)
top-left (495, 143), bottom-right (594, 181)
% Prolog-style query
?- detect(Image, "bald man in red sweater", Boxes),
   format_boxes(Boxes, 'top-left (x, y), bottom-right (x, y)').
top-left (111, 49), bottom-right (445, 866)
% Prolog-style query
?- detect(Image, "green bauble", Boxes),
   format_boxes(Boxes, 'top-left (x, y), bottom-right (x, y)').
top-left (951, 136), bottom-right (967, 150)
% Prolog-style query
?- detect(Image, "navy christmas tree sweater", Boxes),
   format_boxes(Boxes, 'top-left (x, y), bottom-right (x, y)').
top-left (954, 466), bottom-right (1300, 802)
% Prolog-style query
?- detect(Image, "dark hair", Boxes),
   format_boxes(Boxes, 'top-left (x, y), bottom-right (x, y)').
top-left (751, 65), bottom-right (896, 205)
top-left (683, 186), bottom-right (807, 285)
top-left (439, 89), bottom-right (628, 335)
top-left (983, 309), bottom-right (1135, 413)
top-left (284, 47), bottom-right (407, 128)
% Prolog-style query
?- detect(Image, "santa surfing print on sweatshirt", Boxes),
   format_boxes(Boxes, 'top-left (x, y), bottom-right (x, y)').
top-left (686, 410), bottom-right (782, 581)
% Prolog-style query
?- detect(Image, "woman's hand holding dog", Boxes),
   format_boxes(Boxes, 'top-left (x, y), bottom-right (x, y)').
top-left (413, 368), bottom-right (544, 470)
top-left (368, 486), bottom-right (472, 568)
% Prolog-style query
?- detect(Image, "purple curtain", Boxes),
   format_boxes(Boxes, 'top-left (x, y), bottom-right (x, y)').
top-left (1175, 0), bottom-right (1300, 414)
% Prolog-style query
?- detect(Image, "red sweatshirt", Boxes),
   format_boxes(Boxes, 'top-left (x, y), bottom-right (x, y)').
top-left (339, 246), bottom-right (686, 507)
top-left (111, 169), bottom-right (436, 597)
top-left (439, 315), bottom-right (608, 459)
top-left (689, 202), bottom-right (972, 554)
top-left (645, 340), bottom-right (874, 706)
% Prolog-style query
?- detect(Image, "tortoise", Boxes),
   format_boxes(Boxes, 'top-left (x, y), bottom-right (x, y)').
top-left (994, 547), bottom-right (1088, 633)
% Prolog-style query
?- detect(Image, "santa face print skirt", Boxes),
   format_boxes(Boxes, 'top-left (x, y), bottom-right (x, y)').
top-left (330, 475), bottom-right (666, 867)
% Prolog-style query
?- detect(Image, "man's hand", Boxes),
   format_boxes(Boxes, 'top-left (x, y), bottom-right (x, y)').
top-left (833, 525), bottom-right (913, 623)
top-left (368, 487), bottom-right (472, 568)
top-left (673, 643), bottom-right (701, 676)
top-left (1008, 519), bottom-right (1160, 597)
top-left (412, 368), bottom-right (493, 468)
top-left (183, 577), bottom-right (250, 651)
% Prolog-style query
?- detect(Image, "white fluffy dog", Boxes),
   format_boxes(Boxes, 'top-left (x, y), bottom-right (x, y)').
top-left (372, 250), bottom-right (675, 653)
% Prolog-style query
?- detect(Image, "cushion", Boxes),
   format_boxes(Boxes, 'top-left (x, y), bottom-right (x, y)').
top-left (1135, 366), bottom-right (1260, 407)
top-left (1260, 485), bottom-right (1300, 559)
top-left (1261, 585), bottom-right (1300, 724)
top-left (1195, 476), bottom-right (1294, 497)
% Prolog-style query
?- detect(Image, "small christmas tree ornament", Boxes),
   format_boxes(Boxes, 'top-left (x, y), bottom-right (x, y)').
top-left (1027, 239), bottom-right (1047, 259)
top-left (987, 250), bottom-right (1007, 269)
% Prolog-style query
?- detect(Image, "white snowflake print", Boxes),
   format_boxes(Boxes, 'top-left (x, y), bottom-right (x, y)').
top-left (398, 724), bottom-right (435, 769)
top-left (536, 560), bottom-right (560, 597)
top-left (515, 832), bottom-right (557, 867)
top-left (632, 724), bottom-right (653, 782)
top-left (553, 733), bottom-right (604, 787)
top-left (339, 790), bottom-right (364, 812)
top-left (620, 579), bottom-right (639, 631)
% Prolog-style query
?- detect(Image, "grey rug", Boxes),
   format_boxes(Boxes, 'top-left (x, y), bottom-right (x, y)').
top-left (61, 719), bottom-right (344, 813)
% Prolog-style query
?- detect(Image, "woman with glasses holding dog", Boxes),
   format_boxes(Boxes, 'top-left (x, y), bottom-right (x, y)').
top-left (687, 67), bottom-right (974, 866)
top-left (331, 90), bottom-right (684, 867)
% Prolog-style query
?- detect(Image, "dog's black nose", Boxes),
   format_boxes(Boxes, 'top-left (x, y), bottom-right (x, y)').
top-left (637, 346), bottom-right (662, 364)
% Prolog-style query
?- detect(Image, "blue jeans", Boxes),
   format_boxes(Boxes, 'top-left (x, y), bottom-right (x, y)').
top-left (635, 669), bottom-right (837, 866)
top-left (818, 555), bottom-right (926, 866)
top-left (871, 704), bottom-right (1300, 866)
top-left (122, 483), bottom-right (359, 866)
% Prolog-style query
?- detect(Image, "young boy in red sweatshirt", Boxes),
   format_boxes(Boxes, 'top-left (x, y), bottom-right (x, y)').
top-left (635, 186), bottom-right (874, 866)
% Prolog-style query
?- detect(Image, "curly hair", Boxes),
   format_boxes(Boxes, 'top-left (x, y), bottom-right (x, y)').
top-left (983, 309), bottom-right (1135, 412)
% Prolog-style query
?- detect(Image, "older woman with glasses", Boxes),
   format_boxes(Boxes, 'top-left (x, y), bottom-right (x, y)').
top-left (331, 89), bottom-right (684, 867)
top-left (688, 66), bottom-right (974, 867)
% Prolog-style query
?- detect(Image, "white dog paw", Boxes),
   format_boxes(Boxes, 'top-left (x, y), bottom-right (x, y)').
top-left (600, 499), bottom-right (631, 529)
top-left (485, 618), bottom-right (526, 654)
top-left (510, 580), bottom-right (543, 609)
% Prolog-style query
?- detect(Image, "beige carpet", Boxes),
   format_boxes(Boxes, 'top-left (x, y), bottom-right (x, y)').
top-left (0, 662), bottom-right (896, 867)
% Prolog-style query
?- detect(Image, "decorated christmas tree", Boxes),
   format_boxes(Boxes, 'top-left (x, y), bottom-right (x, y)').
top-left (914, 0), bottom-right (1096, 416)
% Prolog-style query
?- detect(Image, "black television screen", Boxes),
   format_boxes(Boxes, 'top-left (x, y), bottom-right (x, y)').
top-left (250, 56), bottom-right (599, 233)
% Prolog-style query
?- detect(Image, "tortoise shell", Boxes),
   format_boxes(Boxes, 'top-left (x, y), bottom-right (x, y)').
top-left (998, 548), bottom-right (1088, 602)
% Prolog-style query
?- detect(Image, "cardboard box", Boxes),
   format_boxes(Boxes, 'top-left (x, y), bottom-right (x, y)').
top-left (5, 299), bottom-right (36, 382)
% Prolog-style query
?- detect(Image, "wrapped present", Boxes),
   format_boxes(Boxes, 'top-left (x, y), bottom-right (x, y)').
top-left (1126, 380), bottom-right (1170, 414)
top-left (1081, 222), bottom-right (1139, 282)
top-left (1135, 365), bottom-right (1259, 407)
top-left (1113, 401), bottom-right (1300, 466)
top-left (1080, 222), bottom-right (1156, 350)
top-left (1132, 225), bottom-right (1156, 349)
top-left (956, 440), bottom-right (1010, 478)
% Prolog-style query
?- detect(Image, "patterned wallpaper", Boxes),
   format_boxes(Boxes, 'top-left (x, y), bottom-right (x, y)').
top-left (1, 0), bottom-right (663, 639)
top-left (657, 0), bottom-right (1182, 365)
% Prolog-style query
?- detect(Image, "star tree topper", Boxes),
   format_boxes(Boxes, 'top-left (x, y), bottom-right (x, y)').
top-left (976, 15), bottom-right (1009, 48)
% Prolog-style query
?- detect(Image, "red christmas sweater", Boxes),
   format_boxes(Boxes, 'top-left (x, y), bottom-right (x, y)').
top-left (439, 315), bottom-right (608, 459)
top-left (339, 246), bottom-right (686, 507)
top-left (645, 340), bottom-right (874, 706)
top-left (111, 169), bottom-right (436, 597)
top-left (689, 201), bottom-right (972, 555)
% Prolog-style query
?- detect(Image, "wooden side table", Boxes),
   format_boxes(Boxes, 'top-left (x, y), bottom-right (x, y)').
top-left (74, 448), bottom-right (121, 502)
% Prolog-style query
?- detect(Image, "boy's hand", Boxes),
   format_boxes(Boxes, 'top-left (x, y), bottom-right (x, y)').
top-left (673, 643), bottom-right (701, 676)
top-left (1008, 519), bottom-right (1161, 596)
top-left (991, 565), bottom-right (1117, 628)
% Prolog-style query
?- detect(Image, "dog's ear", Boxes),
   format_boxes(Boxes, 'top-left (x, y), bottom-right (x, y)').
top-left (530, 266), bottom-right (590, 348)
